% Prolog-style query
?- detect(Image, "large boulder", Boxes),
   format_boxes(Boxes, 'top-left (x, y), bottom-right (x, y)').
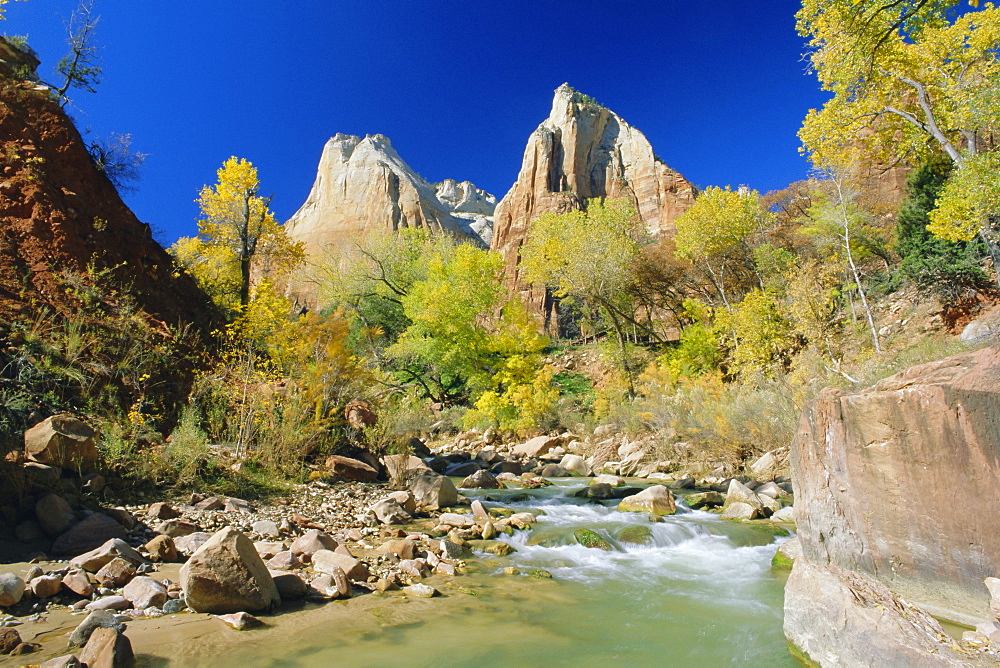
top-left (79, 626), bottom-right (135, 668)
top-left (616, 485), bottom-right (676, 515)
top-left (324, 455), bottom-right (378, 482)
top-left (460, 469), bottom-right (503, 489)
top-left (35, 493), bottom-right (75, 536)
top-left (792, 345), bottom-right (1000, 623)
top-left (784, 560), bottom-right (980, 667)
top-left (70, 538), bottom-right (146, 573)
top-left (512, 435), bottom-right (562, 458)
top-left (0, 573), bottom-right (25, 607)
top-left (23, 414), bottom-right (99, 468)
top-left (53, 515), bottom-right (129, 557)
top-left (559, 454), bottom-right (591, 477)
top-left (179, 526), bottom-right (280, 614)
top-left (382, 454), bottom-right (433, 482)
top-left (407, 474), bottom-right (458, 510)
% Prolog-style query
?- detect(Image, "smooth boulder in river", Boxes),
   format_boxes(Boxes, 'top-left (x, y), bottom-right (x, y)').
top-left (617, 485), bottom-right (676, 515)
top-left (180, 526), bottom-right (280, 614)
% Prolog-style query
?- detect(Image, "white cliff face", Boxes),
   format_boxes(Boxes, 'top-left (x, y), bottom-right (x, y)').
top-left (285, 133), bottom-right (495, 263)
top-left (490, 83), bottom-right (698, 326)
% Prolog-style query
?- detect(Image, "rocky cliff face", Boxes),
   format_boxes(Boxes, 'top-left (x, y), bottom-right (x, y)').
top-left (785, 345), bottom-right (1000, 663)
top-left (490, 84), bottom-right (697, 328)
top-left (0, 81), bottom-right (217, 333)
top-left (284, 134), bottom-right (495, 302)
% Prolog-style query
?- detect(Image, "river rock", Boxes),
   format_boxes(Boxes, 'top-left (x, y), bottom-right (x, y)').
top-left (617, 485), bottom-right (676, 515)
top-left (460, 469), bottom-right (503, 489)
top-left (68, 610), bottom-right (125, 647)
top-left (155, 519), bottom-right (201, 538)
top-left (0, 573), bottom-right (25, 607)
top-left (512, 435), bottom-right (561, 458)
top-left (325, 455), bottom-right (378, 482)
top-left (771, 506), bottom-right (795, 523)
top-left (39, 654), bottom-right (82, 667)
top-left (784, 560), bottom-right (975, 666)
top-left (215, 611), bottom-right (260, 630)
top-left (71, 539), bottom-right (146, 573)
top-left (719, 502), bottom-right (758, 520)
top-left (122, 576), bottom-right (167, 610)
top-left (312, 549), bottom-right (370, 582)
top-left (408, 474), bottom-right (458, 510)
top-left (387, 490), bottom-right (417, 514)
top-left (617, 524), bottom-right (654, 546)
top-left (559, 454), bottom-right (591, 476)
top-left (79, 626), bottom-right (134, 667)
top-left (444, 461), bottom-right (481, 478)
top-left (382, 454), bottom-right (433, 483)
top-left (173, 532), bottom-right (211, 557)
top-left (772, 537), bottom-right (803, 570)
top-left (35, 493), bottom-right (75, 537)
top-left (85, 596), bottom-right (130, 612)
top-left (29, 573), bottom-right (62, 598)
top-left (684, 491), bottom-right (725, 510)
top-left (371, 498), bottom-right (411, 524)
top-left (53, 513), bottom-right (128, 556)
top-left (146, 502), bottom-right (179, 520)
top-left (593, 474), bottom-right (625, 486)
top-left (251, 520), bottom-right (280, 539)
top-left (722, 479), bottom-right (765, 514)
top-left (179, 526), bottom-right (280, 614)
top-left (268, 570), bottom-right (306, 600)
top-left (145, 535), bottom-right (179, 563)
top-left (265, 551), bottom-right (300, 570)
top-left (253, 541), bottom-right (286, 559)
top-left (403, 583), bottom-right (437, 598)
top-left (62, 569), bottom-right (94, 597)
top-left (290, 529), bottom-right (338, 558)
top-left (23, 414), bottom-right (99, 468)
top-left (754, 481), bottom-right (784, 499)
top-left (574, 528), bottom-right (613, 550)
top-left (96, 557), bottom-right (137, 588)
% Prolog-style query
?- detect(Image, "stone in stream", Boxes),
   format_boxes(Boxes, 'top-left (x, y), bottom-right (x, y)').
top-left (771, 506), bottom-right (795, 523)
top-left (722, 479), bottom-right (765, 514)
top-left (512, 435), bottom-right (562, 458)
top-left (68, 610), bottom-right (125, 647)
top-left (312, 549), bottom-right (370, 582)
top-left (617, 485), bottom-right (676, 516)
top-left (559, 454), bottom-right (591, 476)
top-left (95, 557), bottom-right (137, 588)
top-left (467, 539), bottom-right (515, 556)
top-left (0, 628), bottom-right (21, 653)
top-left (460, 469), bottom-right (504, 489)
top-left (180, 526), bottom-right (280, 614)
top-left (79, 627), bottom-right (134, 667)
top-left (684, 491), bottom-right (725, 510)
top-left (403, 583), bottom-right (437, 598)
top-left (592, 474), bottom-right (625, 486)
top-left (145, 535), bottom-right (179, 563)
top-left (444, 461), bottom-right (482, 478)
top-left (470, 499), bottom-right (491, 521)
top-left (29, 574), bottom-right (63, 598)
top-left (574, 528), bottom-right (614, 550)
top-left (387, 490), bottom-right (417, 514)
top-left (719, 502), bottom-right (759, 521)
top-left (215, 611), bottom-right (261, 630)
top-left (370, 498), bottom-right (411, 524)
top-left (408, 474), bottom-right (459, 510)
top-left (85, 596), bottom-right (130, 612)
top-left (539, 464), bottom-right (571, 477)
top-left (266, 551), bottom-right (300, 570)
top-left (289, 529), bottom-right (338, 559)
top-left (268, 570), bottom-right (307, 600)
top-left (62, 569), bottom-right (95, 597)
top-left (617, 524), bottom-right (655, 546)
top-left (0, 573), bottom-right (26, 607)
top-left (771, 536), bottom-right (802, 570)
top-left (122, 576), bottom-right (167, 610)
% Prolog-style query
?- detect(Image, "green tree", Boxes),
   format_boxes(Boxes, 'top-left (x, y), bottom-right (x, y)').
top-left (797, 1), bottom-right (1000, 262)
top-left (714, 289), bottom-right (796, 378)
top-left (897, 158), bottom-right (988, 299)
top-left (673, 186), bottom-right (772, 310)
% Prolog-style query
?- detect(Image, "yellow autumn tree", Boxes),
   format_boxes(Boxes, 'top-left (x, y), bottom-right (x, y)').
top-left (797, 1), bottom-right (1000, 261)
top-left (180, 156), bottom-right (303, 311)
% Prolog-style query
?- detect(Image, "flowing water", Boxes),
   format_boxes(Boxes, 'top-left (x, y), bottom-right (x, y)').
top-left (132, 480), bottom-right (796, 667)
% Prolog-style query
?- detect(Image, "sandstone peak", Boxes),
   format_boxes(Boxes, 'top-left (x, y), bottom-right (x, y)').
top-left (284, 133), bottom-right (496, 306)
top-left (490, 84), bottom-right (697, 331)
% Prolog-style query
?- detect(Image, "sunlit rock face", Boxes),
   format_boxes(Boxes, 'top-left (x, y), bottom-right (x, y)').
top-left (284, 133), bottom-right (495, 304)
top-left (786, 344), bottom-right (1000, 664)
top-left (490, 84), bottom-right (697, 330)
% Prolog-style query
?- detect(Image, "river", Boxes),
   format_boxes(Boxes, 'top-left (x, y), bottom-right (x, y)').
top-left (149, 479), bottom-right (796, 667)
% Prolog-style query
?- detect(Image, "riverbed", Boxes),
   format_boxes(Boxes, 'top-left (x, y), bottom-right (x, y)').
top-left (98, 479), bottom-right (797, 667)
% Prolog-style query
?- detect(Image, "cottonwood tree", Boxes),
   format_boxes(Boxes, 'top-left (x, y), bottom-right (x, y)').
top-left (673, 186), bottom-right (773, 311)
top-left (176, 157), bottom-right (303, 312)
top-left (520, 198), bottom-right (645, 394)
top-left (797, 0), bottom-right (1000, 270)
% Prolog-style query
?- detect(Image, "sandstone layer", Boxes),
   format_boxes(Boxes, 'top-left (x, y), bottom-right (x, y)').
top-left (490, 84), bottom-right (697, 328)
top-left (284, 134), bottom-right (495, 304)
top-left (0, 79), bottom-right (217, 333)
top-left (786, 344), bottom-right (1000, 663)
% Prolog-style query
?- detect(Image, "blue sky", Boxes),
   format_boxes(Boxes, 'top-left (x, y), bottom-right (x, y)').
top-left (6, 1), bottom-right (827, 245)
